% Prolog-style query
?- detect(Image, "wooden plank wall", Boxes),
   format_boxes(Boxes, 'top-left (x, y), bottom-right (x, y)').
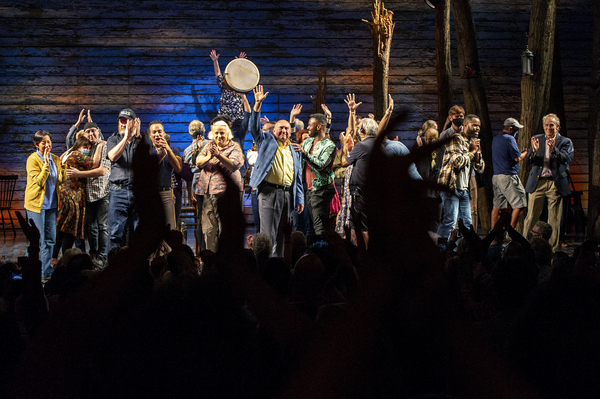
top-left (0, 0), bottom-right (593, 212)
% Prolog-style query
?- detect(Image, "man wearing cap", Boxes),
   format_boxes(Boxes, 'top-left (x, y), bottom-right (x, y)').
top-left (66, 118), bottom-right (112, 267)
top-left (106, 108), bottom-right (152, 250)
top-left (490, 118), bottom-right (528, 228)
top-left (66, 109), bottom-right (105, 150)
top-left (522, 113), bottom-right (574, 251)
top-left (250, 85), bottom-right (304, 257)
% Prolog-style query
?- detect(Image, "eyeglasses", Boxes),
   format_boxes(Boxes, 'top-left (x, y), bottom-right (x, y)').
top-left (119, 117), bottom-right (129, 125)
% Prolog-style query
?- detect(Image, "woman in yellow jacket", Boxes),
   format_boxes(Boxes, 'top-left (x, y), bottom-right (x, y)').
top-left (24, 130), bottom-right (67, 280)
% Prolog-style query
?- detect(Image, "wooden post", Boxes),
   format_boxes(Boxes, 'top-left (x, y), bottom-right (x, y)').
top-left (311, 69), bottom-right (327, 114)
top-left (435, 0), bottom-right (453, 127)
top-left (364, 0), bottom-right (395, 120)
top-left (549, 32), bottom-right (568, 138)
top-left (518, 0), bottom-right (557, 191)
top-left (588, 1), bottom-right (600, 238)
top-left (451, 0), bottom-right (494, 232)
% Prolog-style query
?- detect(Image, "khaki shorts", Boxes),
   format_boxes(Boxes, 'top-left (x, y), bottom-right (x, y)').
top-left (492, 174), bottom-right (527, 209)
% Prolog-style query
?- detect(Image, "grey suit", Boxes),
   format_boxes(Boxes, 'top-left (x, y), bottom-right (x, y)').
top-left (522, 133), bottom-right (574, 250)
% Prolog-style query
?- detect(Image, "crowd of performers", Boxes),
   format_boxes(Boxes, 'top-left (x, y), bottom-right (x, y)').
top-left (5, 51), bottom-right (599, 399)
top-left (21, 51), bottom-right (575, 282)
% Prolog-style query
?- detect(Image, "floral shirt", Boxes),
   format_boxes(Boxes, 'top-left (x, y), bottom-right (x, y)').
top-left (216, 75), bottom-right (244, 122)
top-left (437, 132), bottom-right (484, 189)
top-left (301, 137), bottom-right (336, 190)
top-left (196, 140), bottom-right (244, 194)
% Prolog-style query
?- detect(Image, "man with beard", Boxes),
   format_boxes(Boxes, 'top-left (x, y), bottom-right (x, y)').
top-left (106, 108), bottom-right (153, 250)
top-left (250, 85), bottom-right (304, 257)
top-left (437, 114), bottom-right (485, 245)
top-left (149, 120), bottom-right (182, 231)
top-left (291, 112), bottom-right (336, 236)
top-left (66, 119), bottom-right (111, 268)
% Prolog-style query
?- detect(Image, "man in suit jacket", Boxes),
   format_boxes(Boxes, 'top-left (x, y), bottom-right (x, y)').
top-left (249, 85), bottom-right (304, 257)
top-left (522, 113), bottom-right (574, 251)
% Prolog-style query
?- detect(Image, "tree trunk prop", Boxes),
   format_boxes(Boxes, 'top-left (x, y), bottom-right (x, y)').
top-left (435, 0), bottom-right (453, 127)
top-left (549, 32), bottom-right (567, 138)
top-left (588, 1), bottom-right (600, 238)
top-left (311, 69), bottom-right (328, 114)
top-left (451, 0), bottom-right (494, 230)
top-left (364, 0), bottom-right (395, 120)
top-left (518, 0), bottom-right (556, 193)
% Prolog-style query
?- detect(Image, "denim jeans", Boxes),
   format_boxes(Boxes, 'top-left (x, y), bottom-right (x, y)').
top-left (86, 195), bottom-right (109, 259)
top-left (107, 186), bottom-right (138, 252)
top-left (26, 208), bottom-right (57, 278)
top-left (438, 189), bottom-right (472, 240)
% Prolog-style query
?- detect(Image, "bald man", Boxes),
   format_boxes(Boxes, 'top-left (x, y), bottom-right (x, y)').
top-left (249, 85), bottom-right (304, 257)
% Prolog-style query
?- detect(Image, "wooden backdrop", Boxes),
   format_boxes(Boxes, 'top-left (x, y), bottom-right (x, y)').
top-left (0, 0), bottom-right (593, 212)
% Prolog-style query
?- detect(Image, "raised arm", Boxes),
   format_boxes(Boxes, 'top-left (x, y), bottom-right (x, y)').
top-left (377, 94), bottom-right (394, 137)
top-left (344, 93), bottom-right (362, 138)
top-left (108, 118), bottom-right (138, 162)
top-left (321, 104), bottom-right (333, 135)
top-left (253, 85), bottom-right (269, 113)
top-left (210, 49), bottom-right (221, 77)
top-left (290, 103), bottom-right (302, 136)
top-left (66, 109), bottom-right (87, 149)
top-left (240, 92), bottom-right (251, 113)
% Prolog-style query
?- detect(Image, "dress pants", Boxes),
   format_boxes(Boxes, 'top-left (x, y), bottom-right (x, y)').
top-left (522, 178), bottom-right (563, 251)
top-left (258, 184), bottom-right (292, 257)
top-left (307, 183), bottom-right (336, 236)
top-left (202, 193), bottom-right (223, 253)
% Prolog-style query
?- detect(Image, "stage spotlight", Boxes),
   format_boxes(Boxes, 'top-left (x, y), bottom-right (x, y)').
top-left (425, 0), bottom-right (443, 8)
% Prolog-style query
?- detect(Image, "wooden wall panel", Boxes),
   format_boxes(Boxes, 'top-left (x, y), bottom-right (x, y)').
top-left (0, 0), bottom-right (593, 213)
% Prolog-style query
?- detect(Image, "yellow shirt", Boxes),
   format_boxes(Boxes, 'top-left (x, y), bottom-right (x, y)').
top-left (265, 141), bottom-right (294, 186)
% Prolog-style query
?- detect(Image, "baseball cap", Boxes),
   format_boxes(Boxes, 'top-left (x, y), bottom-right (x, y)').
top-left (504, 117), bottom-right (524, 129)
top-left (118, 108), bottom-right (136, 120)
top-left (83, 122), bottom-right (98, 130)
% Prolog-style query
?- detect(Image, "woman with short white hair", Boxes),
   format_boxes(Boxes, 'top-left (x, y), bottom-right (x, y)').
top-left (195, 120), bottom-right (244, 252)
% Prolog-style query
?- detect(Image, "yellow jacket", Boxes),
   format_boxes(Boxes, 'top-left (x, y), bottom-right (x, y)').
top-left (24, 152), bottom-right (67, 213)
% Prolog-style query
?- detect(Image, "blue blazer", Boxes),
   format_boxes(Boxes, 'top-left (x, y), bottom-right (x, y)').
top-left (248, 110), bottom-right (304, 207)
top-left (524, 133), bottom-right (574, 197)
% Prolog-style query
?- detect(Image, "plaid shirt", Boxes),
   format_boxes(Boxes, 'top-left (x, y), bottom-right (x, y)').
top-left (301, 137), bottom-right (336, 189)
top-left (437, 133), bottom-right (484, 189)
top-left (86, 143), bottom-right (111, 202)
